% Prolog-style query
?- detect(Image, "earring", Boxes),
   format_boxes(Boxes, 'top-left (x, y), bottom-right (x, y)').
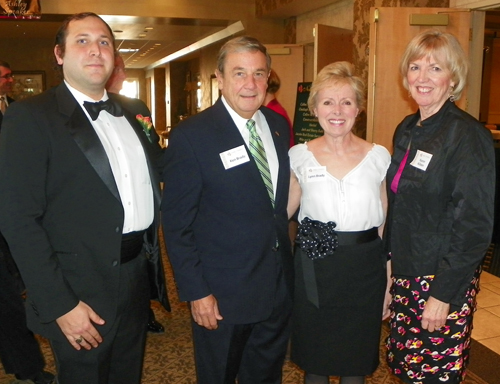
top-left (449, 85), bottom-right (455, 102)
top-left (408, 91), bottom-right (412, 99)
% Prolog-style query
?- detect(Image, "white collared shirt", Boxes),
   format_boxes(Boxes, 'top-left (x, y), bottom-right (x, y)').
top-left (65, 81), bottom-right (153, 233)
top-left (221, 96), bottom-right (279, 199)
top-left (0, 94), bottom-right (9, 114)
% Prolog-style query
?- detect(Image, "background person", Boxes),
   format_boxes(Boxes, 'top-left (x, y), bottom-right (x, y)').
top-left (263, 68), bottom-right (294, 147)
top-left (162, 36), bottom-right (293, 384)
top-left (0, 59), bottom-right (55, 384)
top-left (287, 61), bottom-right (391, 384)
top-left (0, 233), bottom-right (55, 384)
top-left (105, 52), bottom-right (170, 334)
top-left (0, 60), bottom-right (14, 129)
top-left (0, 12), bottom-right (167, 384)
top-left (384, 29), bottom-right (495, 383)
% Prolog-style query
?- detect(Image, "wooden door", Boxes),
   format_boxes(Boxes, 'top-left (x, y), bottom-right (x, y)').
top-left (366, 7), bottom-right (484, 151)
top-left (314, 24), bottom-right (353, 76)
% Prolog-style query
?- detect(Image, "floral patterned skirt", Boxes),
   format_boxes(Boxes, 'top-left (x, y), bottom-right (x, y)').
top-left (386, 269), bottom-right (480, 384)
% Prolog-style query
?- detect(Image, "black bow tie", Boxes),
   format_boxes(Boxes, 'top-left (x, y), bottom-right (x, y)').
top-left (83, 99), bottom-right (123, 121)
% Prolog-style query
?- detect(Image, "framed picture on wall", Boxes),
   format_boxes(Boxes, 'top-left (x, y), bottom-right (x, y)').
top-left (11, 71), bottom-right (46, 100)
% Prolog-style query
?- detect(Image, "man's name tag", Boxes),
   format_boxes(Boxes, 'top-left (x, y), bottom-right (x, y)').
top-left (306, 166), bottom-right (327, 182)
top-left (410, 150), bottom-right (433, 171)
top-left (220, 145), bottom-right (250, 170)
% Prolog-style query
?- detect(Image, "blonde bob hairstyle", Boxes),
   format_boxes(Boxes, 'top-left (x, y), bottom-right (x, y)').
top-left (399, 29), bottom-right (468, 101)
top-left (307, 61), bottom-right (365, 114)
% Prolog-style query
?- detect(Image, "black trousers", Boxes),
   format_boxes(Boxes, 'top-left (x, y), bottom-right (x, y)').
top-left (0, 233), bottom-right (46, 379)
top-left (192, 262), bottom-right (292, 384)
top-left (51, 255), bottom-right (150, 384)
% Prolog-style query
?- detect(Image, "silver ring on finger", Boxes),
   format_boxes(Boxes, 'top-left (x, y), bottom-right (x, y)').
top-left (75, 336), bottom-right (84, 344)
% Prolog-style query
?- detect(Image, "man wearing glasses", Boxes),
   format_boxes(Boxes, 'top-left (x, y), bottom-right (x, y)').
top-left (0, 60), bottom-right (14, 130)
top-left (0, 60), bottom-right (55, 383)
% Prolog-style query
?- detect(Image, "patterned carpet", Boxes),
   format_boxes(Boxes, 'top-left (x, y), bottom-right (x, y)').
top-left (0, 237), bottom-right (491, 383)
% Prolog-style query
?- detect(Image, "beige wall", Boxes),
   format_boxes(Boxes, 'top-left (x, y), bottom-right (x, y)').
top-left (0, 38), bottom-right (60, 91)
top-left (295, 0), bottom-right (354, 45)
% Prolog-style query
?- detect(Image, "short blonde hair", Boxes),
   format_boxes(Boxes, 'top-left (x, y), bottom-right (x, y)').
top-left (307, 61), bottom-right (365, 114)
top-left (399, 29), bottom-right (468, 101)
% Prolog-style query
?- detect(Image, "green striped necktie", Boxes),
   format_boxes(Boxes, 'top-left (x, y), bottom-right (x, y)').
top-left (246, 119), bottom-right (275, 208)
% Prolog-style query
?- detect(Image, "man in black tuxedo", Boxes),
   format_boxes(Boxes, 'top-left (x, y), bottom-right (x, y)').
top-left (162, 36), bottom-right (293, 384)
top-left (0, 12), bottom-right (167, 384)
top-left (0, 60), bottom-right (15, 130)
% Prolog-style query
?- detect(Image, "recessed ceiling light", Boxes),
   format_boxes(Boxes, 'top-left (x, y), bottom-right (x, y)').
top-left (138, 33), bottom-right (147, 38)
top-left (154, 43), bottom-right (161, 46)
top-left (144, 27), bottom-right (153, 30)
top-left (118, 48), bottom-right (140, 53)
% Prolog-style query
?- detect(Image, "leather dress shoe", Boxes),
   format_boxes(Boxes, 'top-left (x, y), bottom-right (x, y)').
top-left (15, 370), bottom-right (55, 384)
top-left (147, 319), bottom-right (165, 333)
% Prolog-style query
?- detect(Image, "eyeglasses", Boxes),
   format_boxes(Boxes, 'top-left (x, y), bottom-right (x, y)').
top-left (0, 73), bottom-right (14, 79)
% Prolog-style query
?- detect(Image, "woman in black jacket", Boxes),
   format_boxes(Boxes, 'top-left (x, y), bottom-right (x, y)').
top-left (385, 29), bottom-right (495, 384)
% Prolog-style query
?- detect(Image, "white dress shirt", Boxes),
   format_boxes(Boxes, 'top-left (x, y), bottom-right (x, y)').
top-left (65, 82), bottom-right (154, 233)
top-left (221, 96), bottom-right (279, 199)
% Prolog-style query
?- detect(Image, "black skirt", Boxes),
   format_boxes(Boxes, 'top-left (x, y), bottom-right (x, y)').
top-left (290, 238), bottom-right (386, 376)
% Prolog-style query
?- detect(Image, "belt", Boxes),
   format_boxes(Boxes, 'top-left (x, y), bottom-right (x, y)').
top-left (335, 227), bottom-right (379, 246)
top-left (120, 230), bottom-right (146, 264)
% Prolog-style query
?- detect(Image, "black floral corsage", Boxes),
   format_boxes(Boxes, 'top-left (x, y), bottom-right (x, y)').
top-left (296, 217), bottom-right (338, 260)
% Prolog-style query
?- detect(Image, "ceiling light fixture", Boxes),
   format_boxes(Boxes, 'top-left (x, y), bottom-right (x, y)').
top-left (119, 48), bottom-right (140, 53)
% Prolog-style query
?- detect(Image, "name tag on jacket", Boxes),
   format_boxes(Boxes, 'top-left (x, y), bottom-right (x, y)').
top-left (410, 150), bottom-right (433, 171)
top-left (220, 145), bottom-right (250, 170)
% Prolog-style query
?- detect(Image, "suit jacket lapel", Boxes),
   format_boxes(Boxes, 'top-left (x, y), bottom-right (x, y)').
top-left (211, 100), bottom-right (277, 211)
top-left (212, 100), bottom-right (268, 185)
top-left (58, 84), bottom-right (121, 203)
top-left (260, 107), bottom-right (289, 212)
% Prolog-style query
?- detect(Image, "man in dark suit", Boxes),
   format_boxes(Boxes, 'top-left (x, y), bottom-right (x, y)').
top-left (0, 233), bottom-right (55, 384)
top-left (0, 12), bottom-right (167, 384)
top-left (0, 60), bottom-right (55, 384)
top-left (0, 60), bottom-right (15, 130)
top-left (162, 36), bottom-right (293, 384)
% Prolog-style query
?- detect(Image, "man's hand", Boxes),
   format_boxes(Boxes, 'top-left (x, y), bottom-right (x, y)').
top-left (190, 294), bottom-right (223, 330)
top-left (56, 301), bottom-right (105, 350)
top-left (421, 296), bottom-right (450, 332)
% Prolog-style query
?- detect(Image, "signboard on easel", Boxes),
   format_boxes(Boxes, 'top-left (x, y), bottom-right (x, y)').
top-left (292, 82), bottom-right (323, 145)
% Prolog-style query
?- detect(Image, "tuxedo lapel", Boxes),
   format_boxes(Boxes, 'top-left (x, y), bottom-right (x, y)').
top-left (57, 84), bottom-right (121, 203)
